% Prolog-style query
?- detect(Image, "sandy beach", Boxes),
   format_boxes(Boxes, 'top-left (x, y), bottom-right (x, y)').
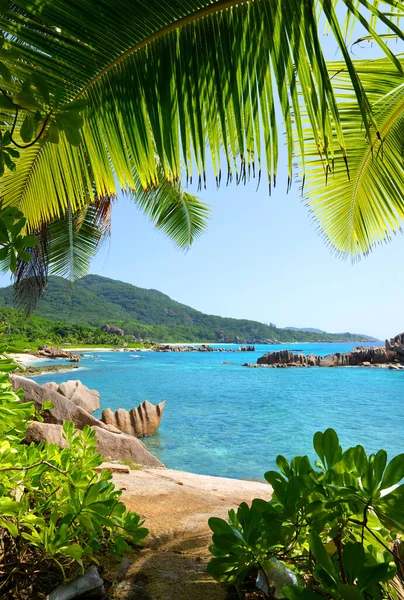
top-left (9, 353), bottom-right (48, 366)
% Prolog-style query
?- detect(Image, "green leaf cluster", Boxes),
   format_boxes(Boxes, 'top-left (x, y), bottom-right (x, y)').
top-left (0, 340), bottom-right (148, 595)
top-left (0, 206), bottom-right (38, 272)
top-left (208, 428), bottom-right (404, 599)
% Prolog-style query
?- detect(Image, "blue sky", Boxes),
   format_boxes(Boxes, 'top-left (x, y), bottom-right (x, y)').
top-left (0, 15), bottom-right (402, 341)
top-left (84, 182), bottom-right (402, 341)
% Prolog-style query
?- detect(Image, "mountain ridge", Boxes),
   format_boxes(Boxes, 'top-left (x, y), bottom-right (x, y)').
top-left (0, 275), bottom-right (377, 344)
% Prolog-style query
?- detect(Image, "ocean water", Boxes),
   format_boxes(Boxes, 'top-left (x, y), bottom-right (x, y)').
top-left (32, 342), bottom-right (404, 479)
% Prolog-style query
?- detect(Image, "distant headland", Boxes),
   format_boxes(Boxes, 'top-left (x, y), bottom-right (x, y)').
top-left (0, 275), bottom-right (377, 350)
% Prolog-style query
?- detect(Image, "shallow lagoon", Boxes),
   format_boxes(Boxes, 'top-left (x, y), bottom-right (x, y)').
top-left (33, 342), bottom-right (404, 479)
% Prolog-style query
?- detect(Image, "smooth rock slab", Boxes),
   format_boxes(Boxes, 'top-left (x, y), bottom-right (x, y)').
top-left (24, 421), bottom-right (163, 467)
top-left (59, 380), bottom-right (100, 414)
top-left (11, 376), bottom-right (105, 430)
top-left (108, 469), bottom-right (271, 600)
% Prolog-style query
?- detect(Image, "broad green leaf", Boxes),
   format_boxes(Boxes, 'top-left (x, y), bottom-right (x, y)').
top-left (323, 428), bottom-right (340, 468)
top-left (373, 450), bottom-right (388, 485)
top-left (283, 585), bottom-right (324, 599)
top-left (20, 115), bottom-right (34, 143)
top-left (21, 234), bottom-right (38, 248)
top-left (13, 89), bottom-right (43, 112)
top-left (46, 121), bottom-right (59, 144)
top-left (61, 543), bottom-right (83, 560)
top-left (380, 454), bottom-right (404, 490)
top-left (60, 99), bottom-right (88, 112)
top-left (358, 562), bottom-right (395, 591)
top-left (309, 531), bottom-right (337, 581)
top-left (0, 61), bottom-right (11, 81)
top-left (337, 584), bottom-right (364, 600)
top-left (354, 445), bottom-right (368, 476)
top-left (276, 455), bottom-right (290, 478)
top-left (343, 542), bottom-right (365, 584)
top-left (313, 431), bottom-right (324, 465)
top-left (31, 73), bottom-right (50, 104)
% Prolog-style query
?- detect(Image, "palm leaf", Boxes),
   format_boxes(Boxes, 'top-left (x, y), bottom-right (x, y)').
top-left (300, 58), bottom-right (404, 259)
top-left (0, 0), bottom-right (402, 230)
top-left (12, 175), bottom-right (209, 310)
top-left (13, 200), bottom-right (109, 312)
top-left (128, 176), bottom-right (210, 250)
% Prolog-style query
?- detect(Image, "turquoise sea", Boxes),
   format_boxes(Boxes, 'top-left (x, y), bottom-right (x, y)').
top-left (32, 342), bottom-right (404, 479)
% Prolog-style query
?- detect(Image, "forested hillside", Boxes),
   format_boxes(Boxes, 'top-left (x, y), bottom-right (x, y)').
top-left (0, 275), bottom-right (377, 344)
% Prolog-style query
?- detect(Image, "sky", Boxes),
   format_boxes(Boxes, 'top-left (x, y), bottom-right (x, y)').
top-left (0, 12), bottom-right (402, 341)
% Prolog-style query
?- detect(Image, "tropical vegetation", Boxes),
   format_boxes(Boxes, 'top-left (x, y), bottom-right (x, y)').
top-left (0, 345), bottom-right (148, 598)
top-left (0, 275), bottom-right (377, 345)
top-left (208, 428), bottom-right (404, 599)
top-left (0, 0), bottom-right (401, 307)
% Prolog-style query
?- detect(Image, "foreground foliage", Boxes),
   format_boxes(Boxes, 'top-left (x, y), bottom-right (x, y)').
top-left (0, 348), bottom-right (148, 598)
top-left (0, 0), bottom-right (402, 269)
top-left (208, 429), bottom-right (404, 599)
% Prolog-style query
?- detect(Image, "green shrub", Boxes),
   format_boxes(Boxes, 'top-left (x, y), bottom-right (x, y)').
top-left (0, 345), bottom-right (148, 597)
top-left (208, 429), bottom-right (404, 599)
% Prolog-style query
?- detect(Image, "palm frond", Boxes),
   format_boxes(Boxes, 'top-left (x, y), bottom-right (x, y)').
top-left (0, 0), bottom-right (402, 229)
top-left (128, 176), bottom-right (210, 249)
top-left (300, 58), bottom-right (404, 259)
top-left (13, 200), bottom-right (110, 312)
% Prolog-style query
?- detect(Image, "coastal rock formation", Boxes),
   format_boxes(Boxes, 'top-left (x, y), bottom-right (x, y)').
top-left (25, 422), bottom-right (163, 467)
top-left (91, 425), bottom-right (162, 466)
top-left (102, 324), bottom-right (125, 336)
top-left (12, 376), bottom-right (162, 467)
top-left (26, 422), bottom-right (69, 448)
top-left (58, 380), bottom-right (100, 414)
top-left (254, 345), bottom-right (400, 368)
top-left (35, 346), bottom-right (81, 362)
top-left (153, 344), bottom-right (255, 353)
top-left (11, 375), bottom-right (104, 429)
top-left (257, 350), bottom-right (321, 367)
top-left (102, 400), bottom-right (165, 437)
top-left (386, 332), bottom-right (404, 358)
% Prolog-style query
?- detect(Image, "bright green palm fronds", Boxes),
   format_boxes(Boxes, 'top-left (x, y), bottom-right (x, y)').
top-left (0, 0), bottom-right (402, 228)
top-left (300, 58), bottom-right (404, 259)
top-left (13, 200), bottom-right (110, 312)
top-left (129, 176), bottom-right (210, 250)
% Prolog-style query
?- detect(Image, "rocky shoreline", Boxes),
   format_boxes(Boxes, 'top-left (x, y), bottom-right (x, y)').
top-left (24, 363), bottom-right (82, 376)
top-left (153, 344), bottom-right (255, 352)
top-left (243, 335), bottom-right (404, 370)
top-left (12, 376), bottom-right (164, 467)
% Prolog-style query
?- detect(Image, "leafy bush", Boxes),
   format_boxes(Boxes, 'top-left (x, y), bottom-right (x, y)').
top-left (208, 429), bottom-right (404, 599)
top-left (0, 345), bottom-right (148, 598)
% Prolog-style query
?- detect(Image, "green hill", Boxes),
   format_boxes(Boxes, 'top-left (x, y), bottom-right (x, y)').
top-left (0, 275), bottom-right (377, 344)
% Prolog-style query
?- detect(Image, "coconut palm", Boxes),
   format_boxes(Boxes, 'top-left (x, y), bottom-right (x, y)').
top-left (0, 0), bottom-right (402, 292)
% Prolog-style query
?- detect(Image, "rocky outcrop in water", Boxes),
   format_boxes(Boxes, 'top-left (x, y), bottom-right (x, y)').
top-left (102, 400), bottom-right (165, 438)
top-left (252, 345), bottom-right (402, 369)
top-left (153, 344), bottom-right (255, 352)
top-left (24, 364), bottom-right (80, 376)
top-left (386, 332), bottom-right (404, 358)
top-left (257, 350), bottom-right (319, 367)
top-left (35, 346), bottom-right (82, 362)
